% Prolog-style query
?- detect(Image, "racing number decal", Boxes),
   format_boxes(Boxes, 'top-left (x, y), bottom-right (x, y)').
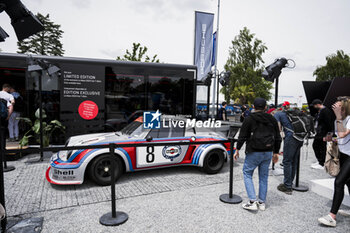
top-left (136, 143), bottom-right (189, 168)
top-left (146, 146), bottom-right (155, 163)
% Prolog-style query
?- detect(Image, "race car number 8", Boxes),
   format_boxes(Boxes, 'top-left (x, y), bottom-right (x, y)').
top-left (146, 146), bottom-right (155, 163)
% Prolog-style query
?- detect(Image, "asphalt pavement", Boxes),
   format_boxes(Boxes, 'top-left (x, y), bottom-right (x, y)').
top-left (3, 141), bottom-right (350, 233)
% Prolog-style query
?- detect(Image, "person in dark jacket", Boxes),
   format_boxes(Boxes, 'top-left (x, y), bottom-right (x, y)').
top-left (218, 101), bottom-right (227, 121)
top-left (234, 98), bottom-right (281, 211)
top-left (311, 99), bottom-right (335, 169)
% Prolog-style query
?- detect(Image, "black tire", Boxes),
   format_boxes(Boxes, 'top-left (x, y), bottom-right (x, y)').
top-left (202, 149), bottom-right (225, 174)
top-left (88, 154), bottom-right (123, 186)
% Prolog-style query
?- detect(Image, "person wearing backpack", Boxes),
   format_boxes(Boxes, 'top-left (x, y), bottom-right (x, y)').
top-left (8, 87), bottom-right (22, 141)
top-left (274, 101), bottom-right (305, 195)
top-left (234, 98), bottom-right (281, 211)
top-left (0, 84), bottom-right (14, 123)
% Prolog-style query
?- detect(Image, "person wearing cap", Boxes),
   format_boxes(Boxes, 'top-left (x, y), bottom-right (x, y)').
top-left (274, 101), bottom-right (304, 195)
top-left (234, 98), bottom-right (281, 211)
top-left (311, 99), bottom-right (335, 169)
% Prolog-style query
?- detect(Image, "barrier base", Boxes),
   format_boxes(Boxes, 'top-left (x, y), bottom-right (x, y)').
top-left (3, 165), bottom-right (15, 172)
top-left (219, 194), bottom-right (242, 204)
top-left (99, 211), bottom-right (128, 226)
top-left (292, 184), bottom-right (309, 192)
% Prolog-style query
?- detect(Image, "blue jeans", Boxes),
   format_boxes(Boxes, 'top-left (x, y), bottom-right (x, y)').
top-left (283, 136), bottom-right (303, 188)
top-left (243, 151), bottom-right (272, 203)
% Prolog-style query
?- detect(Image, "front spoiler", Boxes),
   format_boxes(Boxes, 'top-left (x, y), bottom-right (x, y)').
top-left (46, 166), bottom-right (83, 185)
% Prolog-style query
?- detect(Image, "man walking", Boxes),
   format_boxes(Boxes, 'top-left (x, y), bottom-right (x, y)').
top-left (274, 101), bottom-right (304, 194)
top-left (311, 99), bottom-right (335, 169)
top-left (234, 98), bottom-right (281, 211)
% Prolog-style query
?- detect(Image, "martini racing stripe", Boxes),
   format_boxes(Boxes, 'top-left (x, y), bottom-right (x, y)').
top-left (116, 148), bottom-right (134, 171)
top-left (192, 144), bottom-right (210, 165)
top-left (52, 147), bottom-right (134, 170)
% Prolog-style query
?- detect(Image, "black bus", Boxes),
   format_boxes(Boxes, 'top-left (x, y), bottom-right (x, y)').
top-left (0, 53), bottom-right (197, 142)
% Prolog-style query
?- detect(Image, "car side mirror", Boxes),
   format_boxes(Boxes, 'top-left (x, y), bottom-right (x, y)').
top-left (146, 135), bottom-right (153, 142)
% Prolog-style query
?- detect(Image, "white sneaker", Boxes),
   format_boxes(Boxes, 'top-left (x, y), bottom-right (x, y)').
top-left (311, 162), bottom-right (319, 167)
top-left (257, 202), bottom-right (266, 211)
top-left (338, 209), bottom-right (350, 217)
top-left (311, 164), bottom-right (324, 170)
top-left (318, 214), bottom-right (336, 227)
top-left (242, 201), bottom-right (258, 211)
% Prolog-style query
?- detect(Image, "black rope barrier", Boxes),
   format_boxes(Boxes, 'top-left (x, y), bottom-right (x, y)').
top-left (99, 143), bottom-right (128, 226)
top-left (1, 138), bottom-right (235, 230)
top-left (219, 138), bottom-right (242, 204)
top-left (292, 150), bottom-right (309, 192)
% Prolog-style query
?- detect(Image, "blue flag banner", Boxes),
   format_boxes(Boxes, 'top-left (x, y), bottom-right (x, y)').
top-left (194, 11), bottom-right (214, 81)
top-left (212, 31), bottom-right (217, 67)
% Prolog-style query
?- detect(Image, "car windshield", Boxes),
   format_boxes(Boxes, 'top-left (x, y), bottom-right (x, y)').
top-left (120, 121), bottom-right (143, 135)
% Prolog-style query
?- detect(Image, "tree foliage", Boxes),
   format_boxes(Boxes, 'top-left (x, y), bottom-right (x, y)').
top-left (117, 43), bottom-right (160, 63)
top-left (17, 13), bottom-right (64, 56)
top-left (221, 27), bottom-right (272, 104)
top-left (313, 50), bottom-right (350, 81)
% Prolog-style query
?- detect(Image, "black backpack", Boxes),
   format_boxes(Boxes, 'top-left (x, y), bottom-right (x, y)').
top-left (13, 95), bottom-right (25, 113)
top-left (0, 98), bottom-right (8, 125)
top-left (284, 109), bottom-right (314, 141)
top-left (250, 116), bottom-right (275, 151)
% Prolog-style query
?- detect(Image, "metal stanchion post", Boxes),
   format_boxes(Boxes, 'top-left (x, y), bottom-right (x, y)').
top-left (0, 120), bottom-right (7, 232)
top-left (1, 119), bottom-right (15, 173)
top-left (100, 143), bottom-right (128, 226)
top-left (292, 149), bottom-right (308, 192)
top-left (219, 138), bottom-right (242, 204)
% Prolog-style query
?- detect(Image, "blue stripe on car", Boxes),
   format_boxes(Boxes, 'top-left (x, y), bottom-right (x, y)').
top-left (195, 144), bottom-right (211, 164)
top-left (116, 148), bottom-right (134, 171)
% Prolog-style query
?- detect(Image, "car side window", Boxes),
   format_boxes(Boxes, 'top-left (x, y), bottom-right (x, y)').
top-left (148, 129), bottom-right (159, 138)
top-left (158, 126), bottom-right (171, 138)
top-left (171, 123), bottom-right (185, 137)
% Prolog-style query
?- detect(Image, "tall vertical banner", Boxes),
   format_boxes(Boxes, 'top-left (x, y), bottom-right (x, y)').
top-left (194, 11), bottom-right (214, 81)
top-left (212, 31), bottom-right (217, 67)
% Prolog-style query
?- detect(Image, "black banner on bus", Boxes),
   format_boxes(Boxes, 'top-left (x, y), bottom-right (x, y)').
top-left (60, 63), bottom-right (105, 137)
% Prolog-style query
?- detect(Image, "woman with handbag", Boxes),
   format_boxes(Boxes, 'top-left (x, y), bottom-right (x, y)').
top-left (318, 97), bottom-right (350, 227)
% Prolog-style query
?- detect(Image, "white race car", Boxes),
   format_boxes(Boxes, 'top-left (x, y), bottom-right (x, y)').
top-left (46, 116), bottom-right (232, 186)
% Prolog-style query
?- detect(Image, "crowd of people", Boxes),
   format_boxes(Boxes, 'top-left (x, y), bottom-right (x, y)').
top-left (231, 96), bottom-right (350, 228)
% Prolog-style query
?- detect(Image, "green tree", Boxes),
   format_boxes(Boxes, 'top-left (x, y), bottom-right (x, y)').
top-left (313, 50), bottom-right (350, 81)
top-left (221, 27), bottom-right (272, 104)
top-left (17, 13), bottom-right (64, 56)
top-left (117, 43), bottom-right (160, 63)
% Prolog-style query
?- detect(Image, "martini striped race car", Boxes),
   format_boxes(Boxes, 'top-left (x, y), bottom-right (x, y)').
top-left (46, 117), bottom-right (232, 186)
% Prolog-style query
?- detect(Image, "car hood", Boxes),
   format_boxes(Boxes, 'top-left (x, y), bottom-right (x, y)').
top-left (67, 132), bottom-right (133, 146)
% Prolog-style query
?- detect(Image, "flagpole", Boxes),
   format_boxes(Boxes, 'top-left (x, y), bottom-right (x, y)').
top-left (211, 0), bottom-right (220, 118)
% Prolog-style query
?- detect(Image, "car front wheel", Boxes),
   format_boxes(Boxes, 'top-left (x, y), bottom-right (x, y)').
top-left (89, 154), bottom-right (123, 186)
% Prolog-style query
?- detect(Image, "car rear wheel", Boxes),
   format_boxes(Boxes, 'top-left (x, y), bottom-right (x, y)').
top-left (202, 149), bottom-right (225, 174)
top-left (89, 154), bottom-right (123, 186)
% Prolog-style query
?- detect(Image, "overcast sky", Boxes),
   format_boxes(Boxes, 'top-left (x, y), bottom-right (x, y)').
top-left (1, 0), bottom-right (350, 104)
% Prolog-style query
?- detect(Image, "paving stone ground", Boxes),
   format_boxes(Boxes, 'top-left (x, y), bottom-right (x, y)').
top-left (3, 141), bottom-right (350, 232)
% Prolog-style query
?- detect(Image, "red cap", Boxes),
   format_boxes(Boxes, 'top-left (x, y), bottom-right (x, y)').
top-left (282, 101), bottom-right (290, 106)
